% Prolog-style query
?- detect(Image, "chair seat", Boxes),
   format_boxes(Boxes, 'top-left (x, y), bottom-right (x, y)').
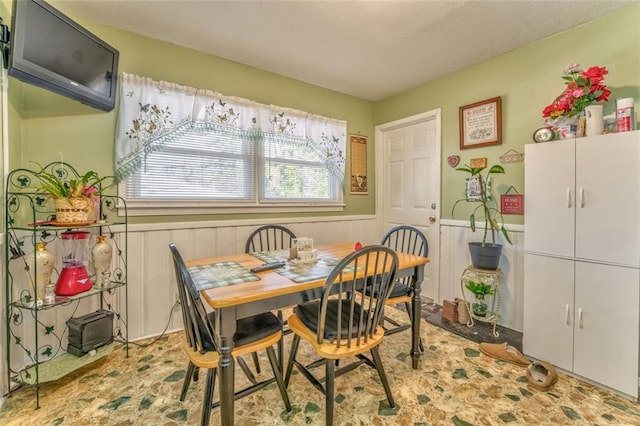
top-left (232, 312), bottom-right (282, 346)
top-left (183, 329), bottom-right (284, 369)
top-left (295, 300), bottom-right (365, 340)
top-left (287, 313), bottom-right (385, 360)
top-left (200, 311), bottom-right (281, 350)
top-left (388, 282), bottom-right (412, 299)
top-left (363, 280), bottom-right (411, 299)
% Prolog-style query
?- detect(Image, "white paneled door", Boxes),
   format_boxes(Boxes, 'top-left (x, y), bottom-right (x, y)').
top-left (376, 110), bottom-right (441, 302)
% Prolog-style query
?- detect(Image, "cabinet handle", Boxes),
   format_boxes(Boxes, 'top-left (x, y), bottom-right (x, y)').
top-left (578, 307), bottom-right (583, 329)
top-left (579, 187), bottom-right (585, 208)
top-left (566, 188), bottom-right (572, 208)
top-left (565, 304), bottom-right (570, 325)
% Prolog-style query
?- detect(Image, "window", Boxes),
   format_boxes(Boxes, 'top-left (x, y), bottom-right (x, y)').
top-left (115, 74), bottom-right (347, 215)
top-left (124, 129), bottom-right (257, 202)
top-left (261, 135), bottom-right (339, 202)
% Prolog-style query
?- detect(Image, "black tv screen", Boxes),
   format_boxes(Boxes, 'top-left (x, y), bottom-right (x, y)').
top-left (8, 0), bottom-right (119, 111)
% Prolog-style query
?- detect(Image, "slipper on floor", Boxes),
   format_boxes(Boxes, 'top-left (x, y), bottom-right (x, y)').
top-left (478, 342), bottom-right (529, 367)
top-left (526, 360), bottom-right (558, 391)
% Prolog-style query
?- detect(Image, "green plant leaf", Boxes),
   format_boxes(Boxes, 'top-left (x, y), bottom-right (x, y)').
top-left (488, 165), bottom-right (505, 174)
top-left (455, 166), bottom-right (473, 173)
top-left (501, 225), bottom-right (513, 244)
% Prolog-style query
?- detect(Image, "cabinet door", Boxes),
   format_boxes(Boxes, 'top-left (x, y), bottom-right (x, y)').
top-left (524, 139), bottom-right (575, 257)
top-left (523, 254), bottom-right (574, 371)
top-left (574, 262), bottom-right (639, 398)
top-left (576, 131), bottom-right (640, 266)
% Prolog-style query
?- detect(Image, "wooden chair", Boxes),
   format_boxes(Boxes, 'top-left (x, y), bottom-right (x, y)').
top-left (169, 243), bottom-right (291, 426)
top-left (245, 224), bottom-right (297, 253)
top-left (245, 224), bottom-right (297, 370)
top-left (380, 225), bottom-right (428, 352)
top-left (284, 245), bottom-right (399, 425)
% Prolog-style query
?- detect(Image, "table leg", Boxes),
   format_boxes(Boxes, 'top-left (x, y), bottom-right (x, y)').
top-left (411, 268), bottom-right (424, 369)
top-left (217, 308), bottom-right (236, 426)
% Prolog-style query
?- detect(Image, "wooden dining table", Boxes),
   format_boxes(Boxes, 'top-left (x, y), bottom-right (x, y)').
top-left (185, 242), bottom-right (429, 426)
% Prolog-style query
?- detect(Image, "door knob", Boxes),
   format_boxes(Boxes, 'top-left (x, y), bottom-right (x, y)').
top-left (429, 216), bottom-right (436, 223)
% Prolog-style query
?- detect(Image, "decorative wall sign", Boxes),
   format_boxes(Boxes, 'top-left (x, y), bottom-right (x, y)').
top-left (459, 96), bottom-right (502, 149)
top-left (466, 176), bottom-right (491, 201)
top-left (500, 186), bottom-right (524, 215)
top-left (447, 155), bottom-right (460, 168)
top-left (349, 134), bottom-right (368, 194)
top-left (499, 149), bottom-right (524, 164)
top-left (469, 157), bottom-right (487, 168)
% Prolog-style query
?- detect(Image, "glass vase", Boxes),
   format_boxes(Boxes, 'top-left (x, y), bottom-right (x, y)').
top-left (92, 235), bottom-right (113, 287)
top-left (26, 242), bottom-right (55, 305)
top-left (472, 294), bottom-right (488, 317)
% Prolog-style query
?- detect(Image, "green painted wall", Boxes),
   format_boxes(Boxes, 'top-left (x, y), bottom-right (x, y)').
top-left (4, 12), bottom-right (375, 223)
top-left (375, 3), bottom-right (640, 225)
top-left (4, 3), bottom-right (639, 226)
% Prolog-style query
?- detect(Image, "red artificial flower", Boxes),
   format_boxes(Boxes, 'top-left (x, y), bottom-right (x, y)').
top-left (581, 66), bottom-right (608, 84)
top-left (542, 63), bottom-right (610, 121)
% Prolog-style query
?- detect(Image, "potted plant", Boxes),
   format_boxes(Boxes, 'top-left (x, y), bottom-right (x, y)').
top-left (452, 163), bottom-right (512, 269)
top-left (32, 162), bottom-right (113, 224)
top-left (464, 280), bottom-right (495, 317)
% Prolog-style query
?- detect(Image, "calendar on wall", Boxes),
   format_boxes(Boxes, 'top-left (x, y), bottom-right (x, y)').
top-left (350, 134), bottom-right (368, 194)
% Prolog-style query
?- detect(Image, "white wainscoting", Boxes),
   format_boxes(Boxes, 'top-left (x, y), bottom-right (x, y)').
top-left (439, 220), bottom-right (525, 332)
top-left (122, 215), bottom-right (379, 341)
top-left (0, 215), bottom-right (377, 395)
top-left (0, 215), bottom-right (526, 397)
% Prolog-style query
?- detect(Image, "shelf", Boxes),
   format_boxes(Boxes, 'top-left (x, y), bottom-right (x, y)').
top-left (15, 342), bottom-right (118, 385)
top-left (460, 265), bottom-right (502, 337)
top-left (10, 221), bottom-right (126, 232)
top-left (9, 282), bottom-right (125, 311)
top-left (5, 162), bottom-right (128, 409)
top-left (470, 312), bottom-right (500, 323)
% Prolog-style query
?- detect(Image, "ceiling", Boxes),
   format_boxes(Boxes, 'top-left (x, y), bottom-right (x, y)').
top-left (49, 0), bottom-right (637, 101)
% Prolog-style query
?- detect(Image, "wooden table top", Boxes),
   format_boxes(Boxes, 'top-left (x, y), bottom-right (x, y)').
top-left (186, 242), bottom-right (429, 309)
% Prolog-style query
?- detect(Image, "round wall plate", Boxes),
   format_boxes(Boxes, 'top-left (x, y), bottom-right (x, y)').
top-left (533, 126), bottom-right (555, 143)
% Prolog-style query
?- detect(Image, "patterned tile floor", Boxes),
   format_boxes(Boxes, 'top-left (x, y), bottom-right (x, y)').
top-left (1, 306), bottom-right (639, 425)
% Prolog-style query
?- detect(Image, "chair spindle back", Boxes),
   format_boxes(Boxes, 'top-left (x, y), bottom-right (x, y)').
top-left (245, 225), bottom-right (296, 253)
top-left (316, 245), bottom-right (398, 348)
top-left (169, 243), bottom-right (218, 354)
top-left (381, 225), bottom-right (428, 287)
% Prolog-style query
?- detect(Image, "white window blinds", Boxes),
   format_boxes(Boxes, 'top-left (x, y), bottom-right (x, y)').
top-left (115, 74), bottom-right (346, 214)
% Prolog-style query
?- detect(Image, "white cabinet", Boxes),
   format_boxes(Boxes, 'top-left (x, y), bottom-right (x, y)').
top-left (524, 131), bottom-right (640, 399)
top-left (525, 131), bottom-right (640, 265)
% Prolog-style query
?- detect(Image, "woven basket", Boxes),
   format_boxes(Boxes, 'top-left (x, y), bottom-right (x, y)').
top-left (54, 197), bottom-right (94, 224)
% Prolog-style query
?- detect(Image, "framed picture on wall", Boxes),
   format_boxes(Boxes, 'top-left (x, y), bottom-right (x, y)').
top-left (350, 134), bottom-right (368, 194)
top-left (459, 96), bottom-right (502, 149)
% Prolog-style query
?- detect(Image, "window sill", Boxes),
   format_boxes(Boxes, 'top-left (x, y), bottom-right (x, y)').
top-left (119, 200), bottom-right (346, 216)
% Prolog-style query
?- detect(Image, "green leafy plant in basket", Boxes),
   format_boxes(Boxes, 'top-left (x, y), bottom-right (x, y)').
top-left (465, 280), bottom-right (495, 317)
top-left (31, 162), bottom-right (114, 224)
top-left (32, 163), bottom-right (111, 199)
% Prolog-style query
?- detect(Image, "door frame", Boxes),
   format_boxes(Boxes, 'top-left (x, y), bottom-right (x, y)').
top-left (375, 108), bottom-right (442, 301)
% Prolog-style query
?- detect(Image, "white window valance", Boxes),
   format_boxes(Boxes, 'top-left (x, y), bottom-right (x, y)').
top-left (115, 73), bottom-right (347, 183)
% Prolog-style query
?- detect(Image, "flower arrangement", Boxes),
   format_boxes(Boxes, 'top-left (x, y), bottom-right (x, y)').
top-left (542, 63), bottom-right (611, 124)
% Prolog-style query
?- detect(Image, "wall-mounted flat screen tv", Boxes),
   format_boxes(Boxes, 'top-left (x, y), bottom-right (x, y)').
top-left (8, 0), bottom-right (119, 111)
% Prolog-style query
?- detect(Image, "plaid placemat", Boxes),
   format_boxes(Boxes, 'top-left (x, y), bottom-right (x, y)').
top-left (249, 251), bottom-right (356, 283)
top-left (249, 250), bottom-right (290, 263)
top-left (279, 256), bottom-right (357, 283)
top-left (278, 260), bottom-right (336, 283)
top-left (187, 261), bottom-right (260, 290)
